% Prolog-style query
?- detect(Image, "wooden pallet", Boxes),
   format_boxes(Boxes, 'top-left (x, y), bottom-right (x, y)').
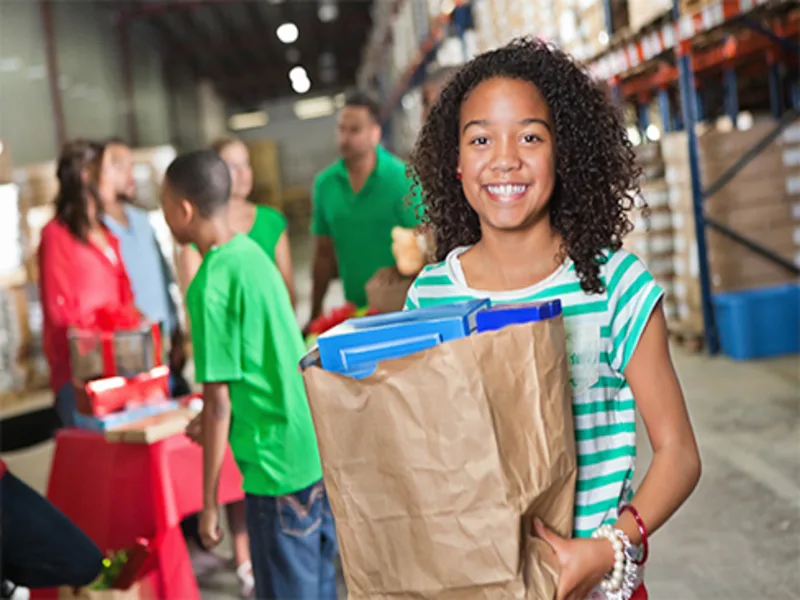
top-left (668, 325), bottom-right (705, 353)
top-left (680, 0), bottom-right (716, 16)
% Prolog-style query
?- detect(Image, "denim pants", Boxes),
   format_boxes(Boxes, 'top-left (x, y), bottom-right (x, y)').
top-left (245, 480), bottom-right (338, 600)
top-left (0, 472), bottom-right (104, 588)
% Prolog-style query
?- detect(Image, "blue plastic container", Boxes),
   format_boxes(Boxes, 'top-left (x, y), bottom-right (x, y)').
top-left (476, 299), bottom-right (563, 332)
top-left (713, 284), bottom-right (800, 360)
top-left (316, 299), bottom-right (490, 378)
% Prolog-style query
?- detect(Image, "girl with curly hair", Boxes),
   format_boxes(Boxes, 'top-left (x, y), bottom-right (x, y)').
top-left (406, 38), bottom-right (701, 600)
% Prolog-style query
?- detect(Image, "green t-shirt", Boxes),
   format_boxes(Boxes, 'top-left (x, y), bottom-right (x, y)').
top-left (190, 204), bottom-right (286, 262)
top-left (186, 234), bottom-right (322, 496)
top-left (311, 145), bottom-right (423, 307)
top-left (249, 205), bottom-right (287, 262)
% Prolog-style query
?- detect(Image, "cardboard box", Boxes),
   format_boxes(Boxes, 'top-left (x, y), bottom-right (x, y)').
top-left (628, 0), bottom-right (673, 32)
top-left (0, 140), bottom-right (12, 184)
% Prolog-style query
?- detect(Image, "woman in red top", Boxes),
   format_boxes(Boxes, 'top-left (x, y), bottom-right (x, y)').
top-left (38, 140), bottom-right (136, 427)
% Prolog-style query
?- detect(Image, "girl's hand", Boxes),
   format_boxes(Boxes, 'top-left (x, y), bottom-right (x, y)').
top-left (534, 518), bottom-right (615, 600)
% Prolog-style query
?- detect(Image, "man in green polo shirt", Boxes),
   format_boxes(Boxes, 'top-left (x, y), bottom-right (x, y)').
top-left (306, 92), bottom-right (421, 328)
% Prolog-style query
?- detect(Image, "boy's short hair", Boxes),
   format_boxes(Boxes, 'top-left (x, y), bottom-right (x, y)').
top-left (344, 91), bottom-right (381, 123)
top-left (165, 150), bottom-right (231, 217)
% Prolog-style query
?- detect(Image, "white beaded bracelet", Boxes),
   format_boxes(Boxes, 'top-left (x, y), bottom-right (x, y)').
top-left (593, 525), bottom-right (641, 600)
top-left (591, 525), bottom-right (625, 593)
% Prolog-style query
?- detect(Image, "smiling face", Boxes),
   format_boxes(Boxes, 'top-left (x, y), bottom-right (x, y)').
top-left (457, 77), bottom-right (556, 233)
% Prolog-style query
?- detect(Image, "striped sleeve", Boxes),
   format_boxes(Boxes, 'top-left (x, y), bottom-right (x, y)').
top-left (404, 280), bottom-right (420, 310)
top-left (607, 251), bottom-right (664, 374)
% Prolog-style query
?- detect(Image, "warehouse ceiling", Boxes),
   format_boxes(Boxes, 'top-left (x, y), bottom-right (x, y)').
top-left (120, 0), bottom-right (374, 109)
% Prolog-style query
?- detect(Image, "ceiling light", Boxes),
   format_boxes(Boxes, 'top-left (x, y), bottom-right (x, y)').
top-left (318, 3), bottom-right (338, 22)
top-left (228, 110), bottom-right (269, 130)
top-left (294, 96), bottom-right (335, 120)
top-left (292, 77), bottom-right (311, 94)
top-left (645, 124), bottom-right (661, 142)
top-left (289, 66), bottom-right (307, 82)
top-left (277, 22), bottom-right (299, 44)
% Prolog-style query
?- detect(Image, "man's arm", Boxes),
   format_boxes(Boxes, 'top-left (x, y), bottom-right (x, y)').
top-left (307, 176), bottom-right (337, 329)
top-left (309, 236), bottom-right (337, 325)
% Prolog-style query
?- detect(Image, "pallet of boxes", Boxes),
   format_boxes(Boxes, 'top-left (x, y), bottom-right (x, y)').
top-left (625, 142), bottom-right (680, 333)
top-left (0, 151), bottom-right (54, 408)
top-left (661, 117), bottom-right (800, 350)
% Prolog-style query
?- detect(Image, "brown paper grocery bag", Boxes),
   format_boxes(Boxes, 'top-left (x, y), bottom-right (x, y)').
top-left (303, 316), bottom-right (577, 599)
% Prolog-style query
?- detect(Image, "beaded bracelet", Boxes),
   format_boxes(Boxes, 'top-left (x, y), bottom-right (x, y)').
top-left (619, 504), bottom-right (649, 565)
top-left (607, 529), bottom-right (640, 600)
top-left (591, 525), bottom-right (625, 593)
top-left (592, 525), bottom-right (641, 600)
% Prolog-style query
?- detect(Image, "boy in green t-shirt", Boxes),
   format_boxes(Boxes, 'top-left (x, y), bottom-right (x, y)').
top-left (161, 150), bottom-right (337, 599)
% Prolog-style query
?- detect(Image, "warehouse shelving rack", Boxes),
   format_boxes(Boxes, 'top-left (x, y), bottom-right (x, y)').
top-left (591, 0), bottom-right (799, 353)
top-left (373, 0), bottom-right (798, 355)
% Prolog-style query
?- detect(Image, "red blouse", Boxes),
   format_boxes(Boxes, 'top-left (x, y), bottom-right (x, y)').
top-left (38, 218), bottom-right (136, 393)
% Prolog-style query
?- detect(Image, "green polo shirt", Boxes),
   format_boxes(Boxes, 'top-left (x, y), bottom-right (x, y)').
top-left (311, 146), bottom-right (422, 307)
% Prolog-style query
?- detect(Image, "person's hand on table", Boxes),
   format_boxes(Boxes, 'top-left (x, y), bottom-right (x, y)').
top-left (185, 414), bottom-right (203, 445)
top-left (199, 506), bottom-right (223, 549)
top-left (534, 518), bottom-right (615, 600)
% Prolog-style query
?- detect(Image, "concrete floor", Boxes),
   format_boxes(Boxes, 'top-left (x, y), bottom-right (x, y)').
top-left (2, 237), bottom-right (799, 598)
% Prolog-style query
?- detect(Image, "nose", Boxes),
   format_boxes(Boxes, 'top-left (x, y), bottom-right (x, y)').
top-left (490, 136), bottom-right (522, 172)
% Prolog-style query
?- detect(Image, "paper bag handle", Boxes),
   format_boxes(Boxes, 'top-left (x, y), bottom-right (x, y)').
top-left (340, 333), bottom-right (443, 374)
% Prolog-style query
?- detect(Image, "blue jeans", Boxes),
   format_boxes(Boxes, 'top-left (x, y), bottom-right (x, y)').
top-left (245, 481), bottom-right (338, 600)
top-left (0, 472), bottom-right (103, 588)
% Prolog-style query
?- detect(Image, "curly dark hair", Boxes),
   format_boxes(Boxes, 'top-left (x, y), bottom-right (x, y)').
top-left (54, 139), bottom-right (105, 242)
top-left (408, 37), bottom-right (640, 294)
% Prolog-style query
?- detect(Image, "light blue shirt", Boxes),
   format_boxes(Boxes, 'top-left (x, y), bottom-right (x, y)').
top-left (103, 205), bottom-right (178, 333)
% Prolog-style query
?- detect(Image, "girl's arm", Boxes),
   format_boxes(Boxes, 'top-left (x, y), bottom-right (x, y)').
top-left (536, 303), bottom-right (701, 600)
top-left (274, 231), bottom-right (297, 308)
top-left (613, 303), bottom-right (702, 543)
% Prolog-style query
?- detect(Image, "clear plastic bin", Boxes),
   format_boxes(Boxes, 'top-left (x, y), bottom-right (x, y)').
top-left (68, 324), bottom-right (160, 381)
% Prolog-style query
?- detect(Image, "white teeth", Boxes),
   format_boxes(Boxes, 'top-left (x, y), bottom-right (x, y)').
top-left (486, 184), bottom-right (527, 196)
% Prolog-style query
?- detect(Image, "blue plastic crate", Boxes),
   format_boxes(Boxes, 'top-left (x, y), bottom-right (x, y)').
top-left (316, 299), bottom-right (490, 378)
top-left (713, 284), bottom-right (800, 360)
top-left (476, 299), bottom-right (563, 332)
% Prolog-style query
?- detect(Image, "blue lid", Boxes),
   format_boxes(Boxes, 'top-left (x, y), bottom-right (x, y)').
top-left (317, 298), bottom-right (490, 376)
top-left (475, 299), bottom-right (562, 333)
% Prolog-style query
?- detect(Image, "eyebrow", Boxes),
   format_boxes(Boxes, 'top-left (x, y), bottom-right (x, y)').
top-left (462, 118), bottom-right (551, 134)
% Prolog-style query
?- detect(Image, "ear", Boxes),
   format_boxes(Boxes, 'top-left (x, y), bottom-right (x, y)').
top-left (371, 123), bottom-right (382, 146)
top-left (180, 198), bottom-right (195, 224)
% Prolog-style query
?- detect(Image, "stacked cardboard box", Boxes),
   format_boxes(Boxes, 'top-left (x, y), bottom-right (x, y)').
top-left (627, 0), bottom-right (673, 33)
top-left (248, 139), bottom-right (283, 210)
top-left (282, 185), bottom-right (313, 236)
top-left (474, 0), bottom-right (559, 53)
top-left (625, 143), bottom-right (677, 322)
top-left (556, 0), bottom-right (628, 62)
top-left (0, 139), bottom-right (12, 185)
top-left (662, 119), bottom-right (800, 334)
top-left (129, 145), bottom-right (177, 211)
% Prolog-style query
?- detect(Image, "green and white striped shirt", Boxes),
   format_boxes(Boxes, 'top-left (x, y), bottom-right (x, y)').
top-left (405, 247), bottom-right (664, 538)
